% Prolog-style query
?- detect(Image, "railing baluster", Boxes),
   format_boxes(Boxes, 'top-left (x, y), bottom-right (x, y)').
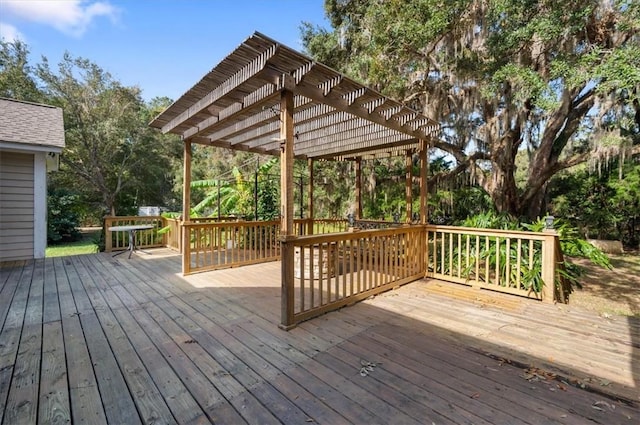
top-left (496, 237), bottom-right (501, 287)
top-left (485, 235), bottom-right (490, 284)
top-left (516, 239), bottom-right (522, 289)
top-left (457, 233), bottom-right (462, 278)
top-left (505, 238), bottom-right (511, 288)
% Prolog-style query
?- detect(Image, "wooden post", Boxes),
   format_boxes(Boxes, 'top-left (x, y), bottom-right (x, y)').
top-left (541, 230), bottom-right (557, 303)
top-left (405, 150), bottom-right (413, 224)
top-left (355, 157), bottom-right (362, 220)
top-left (183, 139), bottom-right (192, 222)
top-left (279, 88), bottom-right (296, 330)
top-left (307, 158), bottom-right (314, 235)
top-left (104, 217), bottom-right (113, 252)
top-left (182, 139), bottom-right (192, 274)
top-left (279, 236), bottom-right (296, 329)
top-left (254, 171), bottom-right (259, 221)
top-left (419, 139), bottom-right (428, 224)
top-left (280, 90), bottom-right (294, 235)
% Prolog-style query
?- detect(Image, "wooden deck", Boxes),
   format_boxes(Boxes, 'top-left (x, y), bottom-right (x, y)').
top-left (1, 249), bottom-right (638, 424)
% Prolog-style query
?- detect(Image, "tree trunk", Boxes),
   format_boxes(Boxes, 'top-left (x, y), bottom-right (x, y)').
top-left (482, 129), bottom-right (521, 218)
top-left (522, 183), bottom-right (548, 220)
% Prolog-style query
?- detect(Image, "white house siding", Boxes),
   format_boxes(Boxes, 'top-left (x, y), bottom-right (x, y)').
top-left (0, 151), bottom-right (35, 261)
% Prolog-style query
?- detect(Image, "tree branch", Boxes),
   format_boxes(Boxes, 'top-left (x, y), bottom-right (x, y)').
top-left (429, 151), bottom-right (490, 183)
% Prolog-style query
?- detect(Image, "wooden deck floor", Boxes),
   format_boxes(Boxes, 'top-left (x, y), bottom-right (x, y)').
top-left (1, 249), bottom-right (638, 424)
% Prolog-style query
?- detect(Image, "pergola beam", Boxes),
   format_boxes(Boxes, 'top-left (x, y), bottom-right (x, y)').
top-left (294, 77), bottom-right (438, 141)
top-left (161, 45), bottom-right (279, 134)
top-left (183, 84), bottom-right (280, 140)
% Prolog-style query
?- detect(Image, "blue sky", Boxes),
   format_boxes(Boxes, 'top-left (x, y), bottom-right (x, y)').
top-left (0, 0), bottom-right (329, 101)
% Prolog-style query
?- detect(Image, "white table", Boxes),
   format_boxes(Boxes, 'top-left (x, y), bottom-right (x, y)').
top-left (108, 224), bottom-right (155, 259)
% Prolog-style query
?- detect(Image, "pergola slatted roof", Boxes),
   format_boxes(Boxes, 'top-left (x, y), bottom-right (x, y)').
top-left (150, 32), bottom-right (439, 161)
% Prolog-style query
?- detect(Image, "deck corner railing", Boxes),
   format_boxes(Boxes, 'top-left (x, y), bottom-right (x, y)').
top-left (424, 225), bottom-right (560, 303)
top-left (280, 226), bottom-right (426, 328)
top-left (182, 220), bottom-right (281, 275)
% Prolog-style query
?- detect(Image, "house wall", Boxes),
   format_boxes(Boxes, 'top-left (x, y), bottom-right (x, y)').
top-left (0, 151), bottom-right (36, 261)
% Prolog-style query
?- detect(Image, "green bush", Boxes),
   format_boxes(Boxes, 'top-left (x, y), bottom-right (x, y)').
top-left (47, 188), bottom-right (82, 244)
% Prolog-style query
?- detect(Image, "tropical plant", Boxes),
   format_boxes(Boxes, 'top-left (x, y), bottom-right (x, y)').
top-left (191, 157), bottom-right (279, 219)
top-left (435, 212), bottom-right (614, 299)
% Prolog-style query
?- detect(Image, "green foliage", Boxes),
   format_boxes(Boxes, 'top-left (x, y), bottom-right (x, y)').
top-left (549, 160), bottom-right (640, 247)
top-left (47, 188), bottom-right (82, 244)
top-left (191, 157), bottom-right (279, 219)
top-left (304, 0), bottom-right (640, 219)
top-left (3, 46), bottom-right (185, 218)
top-left (0, 40), bottom-right (42, 102)
top-left (257, 175), bottom-right (279, 220)
top-left (454, 211), bottom-right (611, 298)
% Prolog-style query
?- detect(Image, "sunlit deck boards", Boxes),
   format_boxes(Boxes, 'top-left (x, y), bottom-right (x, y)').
top-left (0, 250), bottom-right (637, 424)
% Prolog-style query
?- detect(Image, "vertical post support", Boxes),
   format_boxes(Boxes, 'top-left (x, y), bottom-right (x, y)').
top-left (419, 139), bottom-right (428, 225)
top-left (307, 158), bottom-right (314, 235)
top-left (254, 171), bottom-right (259, 221)
top-left (104, 217), bottom-right (113, 252)
top-left (183, 139), bottom-right (192, 222)
top-left (405, 150), bottom-right (413, 224)
top-left (217, 181), bottom-right (221, 220)
top-left (280, 89), bottom-right (294, 236)
top-left (279, 236), bottom-right (296, 329)
top-left (355, 157), bottom-right (362, 220)
top-left (541, 230), bottom-right (558, 303)
top-left (279, 86), bottom-right (296, 330)
top-left (182, 139), bottom-right (192, 274)
top-left (419, 139), bottom-right (429, 275)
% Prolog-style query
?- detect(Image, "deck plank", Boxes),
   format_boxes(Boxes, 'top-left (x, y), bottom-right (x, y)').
top-left (364, 322), bottom-right (639, 424)
top-left (38, 257), bottom-right (70, 425)
top-left (0, 249), bottom-right (637, 424)
top-left (4, 259), bottom-right (44, 425)
top-left (54, 257), bottom-right (108, 425)
top-left (0, 260), bottom-right (34, 425)
top-left (74, 255), bottom-right (187, 425)
top-left (66, 256), bottom-right (143, 425)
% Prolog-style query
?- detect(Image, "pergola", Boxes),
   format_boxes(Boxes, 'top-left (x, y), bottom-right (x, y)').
top-left (150, 32), bottom-right (439, 236)
top-left (147, 33), bottom-right (561, 329)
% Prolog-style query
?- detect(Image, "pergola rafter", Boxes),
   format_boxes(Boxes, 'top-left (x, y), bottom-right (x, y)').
top-left (151, 32), bottom-right (439, 162)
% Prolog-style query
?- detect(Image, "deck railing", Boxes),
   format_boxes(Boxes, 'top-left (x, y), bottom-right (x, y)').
top-left (280, 226), bottom-right (425, 328)
top-left (295, 218), bottom-right (351, 235)
top-left (104, 216), bottom-right (166, 252)
top-left (163, 218), bottom-right (181, 251)
top-left (104, 216), bottom-right (561, 327)
top-left (424, 225), bottom-right (557, 302)
top-left (181, 220), bottom-right (281, 274)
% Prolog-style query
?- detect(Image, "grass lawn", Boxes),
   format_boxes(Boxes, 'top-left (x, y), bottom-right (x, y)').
top-left (46, 228), bottom-right (101, 257)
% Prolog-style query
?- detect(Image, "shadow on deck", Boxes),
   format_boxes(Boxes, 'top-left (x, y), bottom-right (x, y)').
top-left (0, 248), bottom-right (637, 424)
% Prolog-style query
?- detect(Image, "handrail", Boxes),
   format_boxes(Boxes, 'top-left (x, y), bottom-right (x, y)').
top-left (424, 226), bottom-right (558, 303)
top-left (104, 216), bottom-right (165, 252)
top-left (182, 220), bottom-right (281, 274)
top-left (280, 226), bottom-right (426, 328)
top-left (104, 216), bottom-right (562, 326)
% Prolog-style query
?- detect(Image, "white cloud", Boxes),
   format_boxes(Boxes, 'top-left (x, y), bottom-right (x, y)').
top-left (0, 0), bottom-right (118, 37)
top-left (0, 21), bottom-right (25, 42)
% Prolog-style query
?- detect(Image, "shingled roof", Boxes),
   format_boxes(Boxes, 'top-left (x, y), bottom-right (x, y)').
top-left (150, 32), bottom-right (439, 161)
top-left (0, 97), bottom-right (65, 150)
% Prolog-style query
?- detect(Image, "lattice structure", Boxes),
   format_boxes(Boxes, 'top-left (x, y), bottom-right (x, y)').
top-left (150, 32), bottom-right (439, 160)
